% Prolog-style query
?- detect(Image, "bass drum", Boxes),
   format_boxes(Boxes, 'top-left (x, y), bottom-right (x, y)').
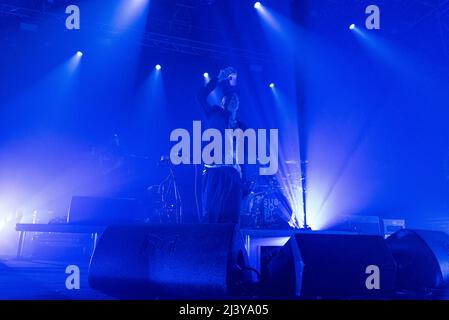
top-left (241, 191), bottom-right (293, 229)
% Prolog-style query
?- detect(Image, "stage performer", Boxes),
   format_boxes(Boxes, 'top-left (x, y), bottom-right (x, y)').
top-left (197, 66), bottom-right (249, 223)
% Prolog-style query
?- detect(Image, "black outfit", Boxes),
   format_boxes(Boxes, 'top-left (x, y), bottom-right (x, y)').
top-left (202, 166), bottom-right (242, 223)
top-left (197, 77), bottom-right (246, 223)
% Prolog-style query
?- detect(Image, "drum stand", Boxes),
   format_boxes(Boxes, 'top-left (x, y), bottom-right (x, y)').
top-left (301, 161), bottom-right (311, 230)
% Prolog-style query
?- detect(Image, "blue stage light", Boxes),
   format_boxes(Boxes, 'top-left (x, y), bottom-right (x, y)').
top-left (76, 51), bottom-right (83, 57)
top-left (254, 2), bottom-right (261, 9)
top-left (203, 72), bottom-right (209, 78)
top-left (155, 64), bottom-right (161, 70)
top-left (269, 82), bottom-right (275, 88)
top-left (114, 0), bottom-right (151, 31)
top-left (349, 24), bottom-right (356, 30)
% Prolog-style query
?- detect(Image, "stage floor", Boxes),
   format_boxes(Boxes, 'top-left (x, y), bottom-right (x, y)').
top-left (0, 256), bottom-right (112, 300)
top-left (0, 256), bottom-right (448, 300)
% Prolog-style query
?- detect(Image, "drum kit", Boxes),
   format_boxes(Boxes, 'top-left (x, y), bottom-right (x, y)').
top-left (240, 169), bottom-right (299, 230)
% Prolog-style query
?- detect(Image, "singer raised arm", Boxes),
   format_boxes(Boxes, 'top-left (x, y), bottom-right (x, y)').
top-left (196, 67), bottom-right (237, 117)
top-left (197, 76), bottom-right (220, 117)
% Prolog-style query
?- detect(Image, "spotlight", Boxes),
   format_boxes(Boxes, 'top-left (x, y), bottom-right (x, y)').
top-left (254, 2), bottom-right (261, 9)
top-left (349, 24), bottom-right (356, 30)
top-left (155, 64), bottom-right (161, 70)
top-left (269, 82), bottom-right (275, 88)
top-left (76, 51), bottom-right (83, 57)
top-left (203, 72), bottom-right (209, 78)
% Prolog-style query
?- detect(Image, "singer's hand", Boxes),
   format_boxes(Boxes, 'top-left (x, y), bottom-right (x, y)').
top-left (218, 67), bottom-right (237, 82)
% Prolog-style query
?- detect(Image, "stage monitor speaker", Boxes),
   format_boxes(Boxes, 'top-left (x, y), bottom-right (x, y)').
top-left (266, 232), bottom-right (397, 298)
top-left (386, 229), bottom-right (449, 290)
top-left (88, 223), bottom-right (250, 298)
